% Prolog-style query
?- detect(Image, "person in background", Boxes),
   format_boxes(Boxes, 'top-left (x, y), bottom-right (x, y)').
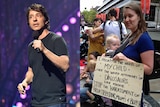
top-left (80, 51), bottom-right (100, 81)
top-left (88, 51), bottom-right (101, 61)
top-left (112, 2), bottom-right (154, 107)
top-left (17, 3), bottom-right (69, 107)
top-left (80, 60), bottom-right (96, 103)
top-left (87, 18), bottom-right (105, 61)
top-left (80, 51), bottom-right (100, 104)
top-left (89, 8), bottom-right (128, 41)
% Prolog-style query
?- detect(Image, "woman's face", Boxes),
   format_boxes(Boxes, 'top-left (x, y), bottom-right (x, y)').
top-left (94, 20), bottom-right (102, 27)
top-left (123, 8), bottom-right (140, 32)
top-left (88, 54), bottom-right (97, 61)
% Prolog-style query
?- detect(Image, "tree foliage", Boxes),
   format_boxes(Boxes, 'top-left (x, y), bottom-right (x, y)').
top-left (81, 9), bottom-right (97, 25)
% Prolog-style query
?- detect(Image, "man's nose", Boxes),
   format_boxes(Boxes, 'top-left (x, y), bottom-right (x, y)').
top-left (33, 16), bottom-right (37, 22)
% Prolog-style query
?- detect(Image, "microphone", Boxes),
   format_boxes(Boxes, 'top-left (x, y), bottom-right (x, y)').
top-left (32, 24), bottom-right (47, 52)
top-left (32, 31), bottom-right (41, 52)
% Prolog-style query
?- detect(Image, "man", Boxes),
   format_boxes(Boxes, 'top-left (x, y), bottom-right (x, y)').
top-left (89, 8), bottom-right (128, 40)
top-left (17, 3), bottom-right (69, 107)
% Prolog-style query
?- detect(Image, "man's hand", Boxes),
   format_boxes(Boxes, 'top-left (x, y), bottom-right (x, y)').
top-left (17, 80), bottom-right (28, 95)
top-left (32, 40), bottom-right (45, 52)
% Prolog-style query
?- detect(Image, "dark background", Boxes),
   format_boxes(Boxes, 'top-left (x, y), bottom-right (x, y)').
top-left (0, 0), bottom-right (80, 107)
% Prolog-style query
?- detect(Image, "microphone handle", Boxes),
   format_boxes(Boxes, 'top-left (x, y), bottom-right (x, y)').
top-left (32, 42), bottom-right (40, 53)
top-left (36, 48), bottom-right (40, 53)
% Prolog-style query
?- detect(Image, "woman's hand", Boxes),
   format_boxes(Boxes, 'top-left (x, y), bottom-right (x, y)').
top-left (113, 53), bottom-right (128, 61)
top-left (113, 52), bottom-right (135, 63)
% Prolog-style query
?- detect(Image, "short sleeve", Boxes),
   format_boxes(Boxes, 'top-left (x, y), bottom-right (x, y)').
top-left (53, 36), bottom-right (69, 56)
top-left (137, 32), bottom-right (154, 53)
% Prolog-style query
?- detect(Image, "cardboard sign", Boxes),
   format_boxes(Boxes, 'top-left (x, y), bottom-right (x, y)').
top-left (92, 56), bottom-right (144, 107)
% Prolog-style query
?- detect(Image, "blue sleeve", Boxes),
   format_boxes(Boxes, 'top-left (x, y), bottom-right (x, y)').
top-left (137, 32), bottom-right (154, 53)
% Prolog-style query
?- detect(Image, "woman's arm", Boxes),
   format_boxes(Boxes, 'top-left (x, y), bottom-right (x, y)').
top-left (87, 29), bottom-right (104, 40)
top-left (140, 50), bottom-right (154, 75)
top-left (113, 50), bottom-right (154, 75)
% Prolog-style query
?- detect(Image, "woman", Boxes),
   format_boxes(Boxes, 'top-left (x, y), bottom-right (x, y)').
top-left (112, 3), bottom-right (154, 107)
top-left (87, 18), bottom-right (105, 61)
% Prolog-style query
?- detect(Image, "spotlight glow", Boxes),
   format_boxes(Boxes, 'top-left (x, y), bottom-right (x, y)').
top-left (66, 83), bottom-right (73, 94)
top-left (77, 11), bottom-right (80, 17)
top-left (69, 99), bottom-right (75, 105)
top-left (16, 102), bottom-right (23, 107)
top-left (26, 85), bottom-right (30, 90)
top-left (56, 32), bottom-right (62, 36)
top-left (70, 17), bottom-right (76, 24)
top-left (20, 94), bottom-right (27, 99)
top-left (72, 95), bottom-right (77, 100)
top-left (62, 25), bottom-right (69, 32)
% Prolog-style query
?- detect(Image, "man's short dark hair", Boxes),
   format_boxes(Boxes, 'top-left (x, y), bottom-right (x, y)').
top-left (26, 3), bottom-right (50, 30)
top-left (108, 8), bottom-right (117, 18)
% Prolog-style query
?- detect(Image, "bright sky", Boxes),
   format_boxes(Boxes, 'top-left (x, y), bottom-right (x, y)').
top-left (80, 0), bottom-right (104, 11)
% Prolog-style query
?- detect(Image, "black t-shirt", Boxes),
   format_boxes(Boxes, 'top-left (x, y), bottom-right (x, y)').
top-left (28, 32), bottom-right (68, 106)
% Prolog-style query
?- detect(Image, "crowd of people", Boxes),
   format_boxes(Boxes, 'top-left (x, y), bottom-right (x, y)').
top-left (80, 2), bottom-right (159, 107)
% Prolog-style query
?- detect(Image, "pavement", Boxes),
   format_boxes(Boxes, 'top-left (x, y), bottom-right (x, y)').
top-left (147, 28), bottom-right (160, 105)
top-left (148, 28), bottom-right (160, 41)
top-left (149, 78), bottom-right (160, 105)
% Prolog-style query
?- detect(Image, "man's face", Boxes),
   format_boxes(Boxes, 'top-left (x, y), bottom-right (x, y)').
top-left (28, 10), bottom-right (46, 31)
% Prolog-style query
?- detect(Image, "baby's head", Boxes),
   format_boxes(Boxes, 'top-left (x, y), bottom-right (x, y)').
top-left (106, 34), bottom-right (120, 51)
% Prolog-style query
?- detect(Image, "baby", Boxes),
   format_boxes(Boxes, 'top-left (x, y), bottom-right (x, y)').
top-left (103, 34), bottom-right (121, 57)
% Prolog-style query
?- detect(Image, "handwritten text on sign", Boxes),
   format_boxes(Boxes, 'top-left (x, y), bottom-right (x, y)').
top-left (92, 57), bottom-right (144, 107)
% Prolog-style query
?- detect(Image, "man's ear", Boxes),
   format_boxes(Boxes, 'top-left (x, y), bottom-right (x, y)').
top-left (45, 21), bottom-right (49, 25)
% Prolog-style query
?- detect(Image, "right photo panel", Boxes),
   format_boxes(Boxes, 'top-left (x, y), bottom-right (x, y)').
top-left (80, 0), bottom-right (160, 107)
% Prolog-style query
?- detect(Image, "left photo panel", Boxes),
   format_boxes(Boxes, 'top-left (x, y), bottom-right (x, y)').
top-left (0, 0), bottom-right (80, 107)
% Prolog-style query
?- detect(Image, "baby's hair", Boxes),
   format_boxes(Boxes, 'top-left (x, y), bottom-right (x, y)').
top-left (106, 34), bottom-right (120, 48)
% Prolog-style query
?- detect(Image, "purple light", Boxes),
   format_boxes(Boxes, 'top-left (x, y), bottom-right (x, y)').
top-left (20, 94), bottom-right (27, 99)
top-left (70, 17), bottom-right (76, 24)
top-left (66, 83), bottom-right (73, 94)
top-left (77, 11), bottom-right (80, 17)
top-left (56, 32), bottom-right (62, 36)
top-left (62, 25), bottom-right (69, 32)
top-left (16, 102), bottom-right (23, 107)
top-left (26, 85), bottom-right (30, 90)
top-left (72, 95), bottom-right (77, 100)
top-left (77, 83), bottom-right (80, 87)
